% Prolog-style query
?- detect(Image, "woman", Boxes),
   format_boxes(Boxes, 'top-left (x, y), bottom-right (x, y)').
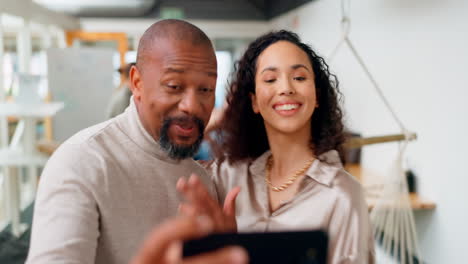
top-left (178, 30), bottom-right (375, 264)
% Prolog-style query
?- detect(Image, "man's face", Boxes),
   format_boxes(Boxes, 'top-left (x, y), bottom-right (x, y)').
top-left (131, 39), bottom-right (217, 159)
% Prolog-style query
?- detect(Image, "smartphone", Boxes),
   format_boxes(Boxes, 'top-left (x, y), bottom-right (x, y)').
top-left (183, 230), bottom-right (328, 264)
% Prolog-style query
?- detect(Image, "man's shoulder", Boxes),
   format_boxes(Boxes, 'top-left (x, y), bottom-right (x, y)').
top-left (182, 159), bottom-right (210, 179)
top-left (64, 118), bottom-right (118, 146)
top-left (183, 159), bottom-right (216, 188)
top-left (40, 120), bottom-right (126, 189)
top-left (48, 119), bottom-right (123, 168)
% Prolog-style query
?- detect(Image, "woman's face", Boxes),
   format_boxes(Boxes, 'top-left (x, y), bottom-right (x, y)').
top-left (252, 41), bottom-right (317, 135)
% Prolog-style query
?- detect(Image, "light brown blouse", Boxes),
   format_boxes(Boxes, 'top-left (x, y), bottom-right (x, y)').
top-left (211, 150), bottom-right (375, 264)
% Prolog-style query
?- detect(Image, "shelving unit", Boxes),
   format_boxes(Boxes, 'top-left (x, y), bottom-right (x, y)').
top-left (0, 102), bottom-right (63, 236)
top-left (1, 0), bottom-right (77, 234)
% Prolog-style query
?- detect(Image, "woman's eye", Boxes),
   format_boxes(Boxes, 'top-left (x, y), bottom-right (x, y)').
top-left (265, 79), bottom-right (276, 83)
top-left (294, 76), bottom-right (306, 81)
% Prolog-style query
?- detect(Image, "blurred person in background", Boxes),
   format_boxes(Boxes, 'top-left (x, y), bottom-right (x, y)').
top-left (106, 62), bottom-right (135, 118)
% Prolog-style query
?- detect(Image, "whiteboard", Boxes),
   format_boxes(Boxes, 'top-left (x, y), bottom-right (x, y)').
top-left (47, 48), bottom-right (114, 142)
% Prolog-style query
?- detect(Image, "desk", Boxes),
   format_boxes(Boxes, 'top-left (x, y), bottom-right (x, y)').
top-left (0, 102), bottom-right (63, 236)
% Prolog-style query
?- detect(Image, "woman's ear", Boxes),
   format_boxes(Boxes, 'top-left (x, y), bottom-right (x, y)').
top-left (250, 92), bottom-right (259, 114)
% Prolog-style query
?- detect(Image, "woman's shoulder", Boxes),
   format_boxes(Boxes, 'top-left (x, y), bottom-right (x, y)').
top-left (210, 151), bottom-right (271, 179)
top-left (208, 158), bottom-right (251, 181)
top-left (323, 166), bottom-right (368, 216)
top-left (334, 168), bottom-right (365, 195)
top-left (206, 157), bottom-right (253, 201)
top-left (316, 150), bottom-right (366, 202)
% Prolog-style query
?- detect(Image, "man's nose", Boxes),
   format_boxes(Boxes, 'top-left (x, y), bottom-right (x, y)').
top-left (178, 90), bottom-right (200, 115)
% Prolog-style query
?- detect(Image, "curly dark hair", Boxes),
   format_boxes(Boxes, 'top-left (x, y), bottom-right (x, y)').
top-left (215, 30), bottom-right (346, 164)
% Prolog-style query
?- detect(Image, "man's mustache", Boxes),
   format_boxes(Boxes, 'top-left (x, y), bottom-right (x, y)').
top-left (165, 116), bottom-right (205, 130)
top-left (158, 115), bottom-right (205, 160)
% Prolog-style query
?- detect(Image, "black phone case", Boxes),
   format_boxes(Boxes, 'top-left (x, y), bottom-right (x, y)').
top-left (183, 230), bottom-right (328, 264)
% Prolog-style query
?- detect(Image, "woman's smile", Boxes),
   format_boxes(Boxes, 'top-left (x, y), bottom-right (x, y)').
top-left (272, 101), bottom-right (302, 117)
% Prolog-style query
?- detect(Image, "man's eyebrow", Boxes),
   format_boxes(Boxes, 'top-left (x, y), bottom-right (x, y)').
top-left (291, 64), bottom-right (310, 72)
top-left (164, 67), bottom-right (217, 77)
top-left (260, 66), bottom-right (278, 74)
top-left (164, 67), bottom-right (185, 74)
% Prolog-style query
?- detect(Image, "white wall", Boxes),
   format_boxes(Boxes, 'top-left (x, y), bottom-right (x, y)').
top-left (272, 0), bottom-right (468, 262)
top-left (0, 0), bottom-right (79, 30)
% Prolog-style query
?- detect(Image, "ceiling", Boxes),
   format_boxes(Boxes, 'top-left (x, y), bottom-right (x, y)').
top-left (33, 0), bottom-right (314, 20)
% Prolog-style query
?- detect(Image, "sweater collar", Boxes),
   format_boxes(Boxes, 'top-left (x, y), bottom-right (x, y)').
top-left (116, 97), bottom-right (182, 164)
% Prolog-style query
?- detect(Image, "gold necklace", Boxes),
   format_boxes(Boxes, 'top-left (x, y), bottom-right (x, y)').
top-left (265, 156), bottom-right (315, 192)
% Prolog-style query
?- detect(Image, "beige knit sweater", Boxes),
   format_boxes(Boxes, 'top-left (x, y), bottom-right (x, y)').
top-left (26, 99), bottom-right (215, 264)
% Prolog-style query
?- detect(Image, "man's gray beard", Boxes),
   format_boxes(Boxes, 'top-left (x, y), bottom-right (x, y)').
top-left (158, 116), bottom-right (204, 160)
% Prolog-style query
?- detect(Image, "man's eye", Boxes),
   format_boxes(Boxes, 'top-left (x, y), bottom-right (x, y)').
top-left (199, 87), bottom-right (214, 93)
top-left (265, 79), bottom-right (276, 83)
top-left (167, 85), bottom-right (180, 90)
top-left (294, 77), bottom-right (306, 81)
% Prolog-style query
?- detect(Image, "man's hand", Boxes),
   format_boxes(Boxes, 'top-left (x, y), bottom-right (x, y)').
top-left (177, 174), bottom-right (240, 233)
top-left (130, 216), bottom-right (248, 264)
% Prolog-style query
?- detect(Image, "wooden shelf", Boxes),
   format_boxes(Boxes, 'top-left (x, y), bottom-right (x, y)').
top-left (0, 102), bottom-right (64, 117)
top-left (366, 193), bottom-right (436, 210)
top-left (37, 139), bottom-right (60, 156)
top-left (0, 148), bottom-right (49, 166)
top-left (408, 193), bottom-right (436, 210)
top-left (345, 164), bottom-right (436, 210)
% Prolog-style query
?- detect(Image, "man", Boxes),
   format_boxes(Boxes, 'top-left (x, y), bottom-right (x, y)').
top-left (27, 19), bottom-right (229, 264)
top-left (106, 62), bottom-right (135, 119)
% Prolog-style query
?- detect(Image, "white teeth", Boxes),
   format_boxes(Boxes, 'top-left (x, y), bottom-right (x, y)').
top-left (275, 104), bottom-right (299, 111)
